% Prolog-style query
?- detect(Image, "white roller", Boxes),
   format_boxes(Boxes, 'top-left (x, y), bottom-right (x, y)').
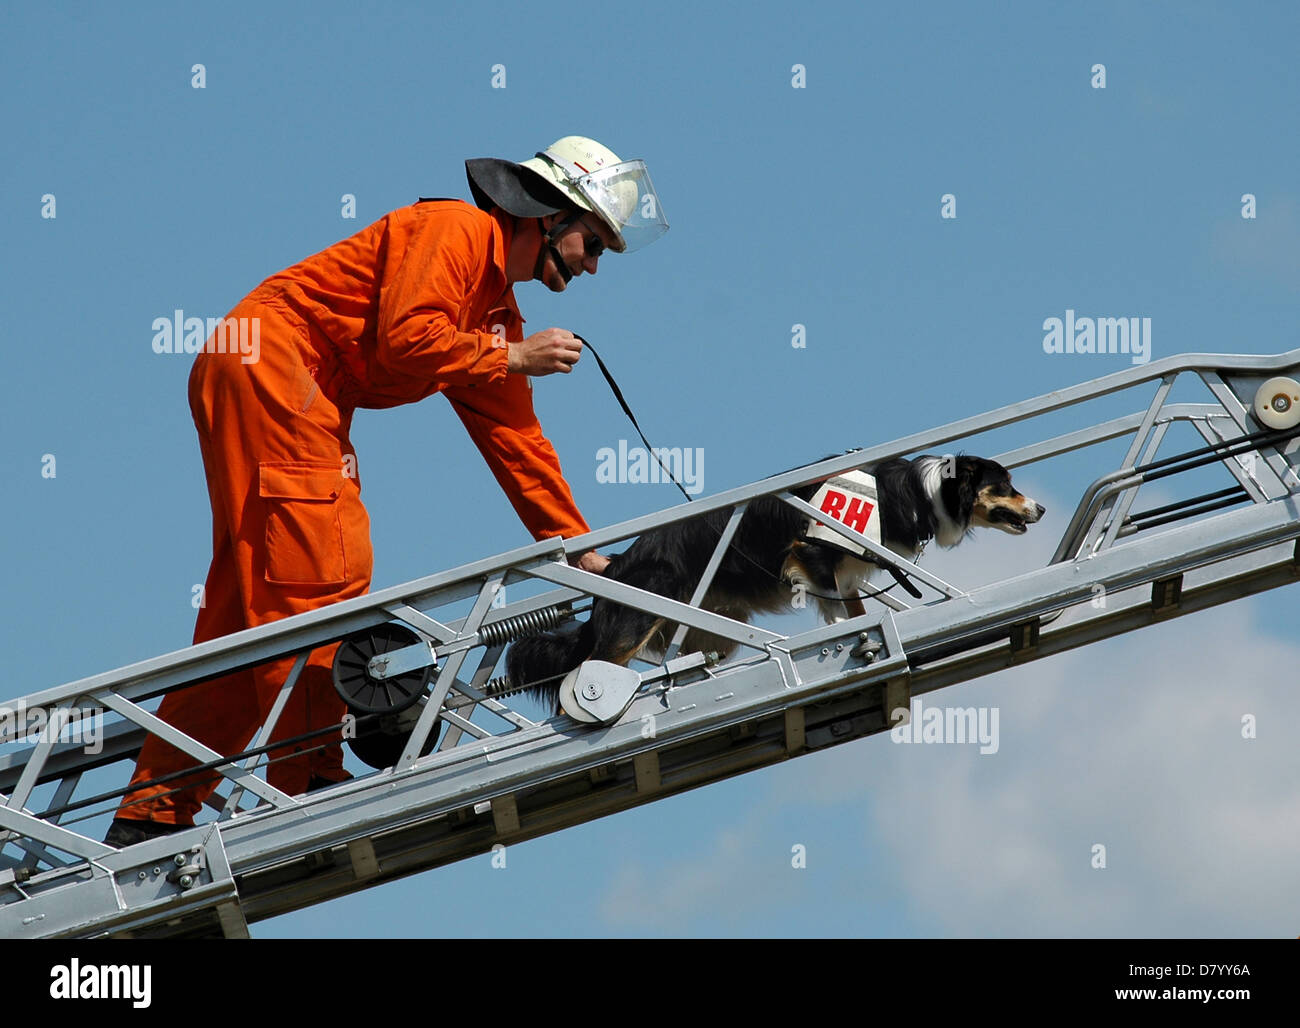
top-left (1252, 377), bottom-right (1300, 430)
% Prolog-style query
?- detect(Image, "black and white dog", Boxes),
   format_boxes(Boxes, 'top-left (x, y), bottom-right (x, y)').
top-left (509, 455), bottom-right (1044, 708)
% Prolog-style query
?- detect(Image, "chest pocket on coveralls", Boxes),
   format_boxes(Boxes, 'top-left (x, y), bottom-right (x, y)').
top-left (259, 463), bottom-right (350, 586)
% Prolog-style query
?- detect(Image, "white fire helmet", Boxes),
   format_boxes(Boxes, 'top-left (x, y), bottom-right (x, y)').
top-left (520, 136), bottom-right (668, 254)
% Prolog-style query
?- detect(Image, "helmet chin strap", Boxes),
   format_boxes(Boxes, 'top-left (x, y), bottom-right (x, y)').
top-left (535, 212), bottom-right (583, 284)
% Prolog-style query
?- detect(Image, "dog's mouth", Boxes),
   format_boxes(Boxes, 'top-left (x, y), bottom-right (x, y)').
top-left (988, 507), bottom-right (1031, 534)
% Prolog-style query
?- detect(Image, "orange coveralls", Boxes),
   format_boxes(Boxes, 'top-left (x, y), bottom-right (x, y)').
top-left (118, 201), bottom-right (590, 826)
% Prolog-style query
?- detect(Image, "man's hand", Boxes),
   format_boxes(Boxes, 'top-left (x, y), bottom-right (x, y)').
top-left (508, 328), bottom-right (583, 376)
top-left (570, 550), bottom-right (610, 575)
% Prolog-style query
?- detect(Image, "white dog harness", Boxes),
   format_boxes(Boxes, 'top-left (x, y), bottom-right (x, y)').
top-left (805, 470), bottom-right (882, 556)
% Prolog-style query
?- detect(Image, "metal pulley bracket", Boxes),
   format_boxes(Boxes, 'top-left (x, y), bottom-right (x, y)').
top-left (367, 641), bottom-right (437, 681)
top-left (558, 661), bottom-right (643, 724)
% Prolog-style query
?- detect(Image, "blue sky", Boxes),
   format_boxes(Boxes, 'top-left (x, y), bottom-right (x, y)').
top-left (2, 1), bottom-right (1298, 937)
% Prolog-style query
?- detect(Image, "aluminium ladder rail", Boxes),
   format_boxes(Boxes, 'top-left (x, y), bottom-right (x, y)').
top-left (2, 348), bottom-right (1298, 938)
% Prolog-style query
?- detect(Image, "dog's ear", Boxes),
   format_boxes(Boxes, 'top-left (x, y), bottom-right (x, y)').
top-left (953, 456), bottom-right (980, 524)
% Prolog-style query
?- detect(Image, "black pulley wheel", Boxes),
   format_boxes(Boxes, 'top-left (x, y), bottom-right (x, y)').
top-left (332, 623), bottom-right (434, 715)
top-left (348, 705), bottom-right (442, 770)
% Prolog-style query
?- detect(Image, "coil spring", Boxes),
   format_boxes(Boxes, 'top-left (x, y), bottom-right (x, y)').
top-left (478, 604), bottom-right (570, 649)
top-left (481, 675), bottom-right (518, 697)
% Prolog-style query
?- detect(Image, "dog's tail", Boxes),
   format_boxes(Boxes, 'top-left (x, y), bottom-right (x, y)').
top-left (506, 619), bottom-right (594, 708)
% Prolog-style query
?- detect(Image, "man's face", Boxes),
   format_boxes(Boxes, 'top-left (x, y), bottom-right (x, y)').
top-left (538, 212), bottom-right (618, 291)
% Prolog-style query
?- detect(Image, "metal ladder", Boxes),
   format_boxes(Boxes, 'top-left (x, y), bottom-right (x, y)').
top-left (3, 348), bottom-right (1298, 938)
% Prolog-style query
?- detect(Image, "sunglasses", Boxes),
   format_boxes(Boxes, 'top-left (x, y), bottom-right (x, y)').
top-left (546, 213), bottom-right (607, 261)
top-left (579, 220), bottom-right (606, 259)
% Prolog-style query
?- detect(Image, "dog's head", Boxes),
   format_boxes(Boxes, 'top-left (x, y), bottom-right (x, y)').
top-left (918, 454), bottom-right (1045, 543)
top-left (948, 455), bottom-right (1045, 537)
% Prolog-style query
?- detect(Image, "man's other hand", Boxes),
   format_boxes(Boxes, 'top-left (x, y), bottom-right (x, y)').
top-left (570, 550), bottom-right (609, 575)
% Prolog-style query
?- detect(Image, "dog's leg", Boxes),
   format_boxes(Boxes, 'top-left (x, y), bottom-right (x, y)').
top-left (585, 556), bottom-right (689, 668)
top-left (611, 618), bottom-right (669, 665)
top-left (832, 565), bottom-right (866, 623)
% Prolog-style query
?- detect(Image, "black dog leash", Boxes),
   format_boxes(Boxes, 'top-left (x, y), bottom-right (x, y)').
top-left (574, 334), bottom-right (694, 504)
top-left (573, 332), bottom-right (923, 605)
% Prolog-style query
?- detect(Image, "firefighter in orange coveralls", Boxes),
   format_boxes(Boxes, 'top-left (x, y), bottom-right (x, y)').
top-left (106, 137), bottom-right (668, 847)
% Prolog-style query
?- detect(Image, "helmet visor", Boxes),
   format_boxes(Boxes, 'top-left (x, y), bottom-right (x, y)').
top-left (571, 160), bottom-right (668, 253)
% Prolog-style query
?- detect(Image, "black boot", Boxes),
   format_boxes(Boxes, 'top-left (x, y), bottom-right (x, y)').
top-left (103, 818), bottom-right (189, 848)
top-left (306, 774), bottom-right (351, 793)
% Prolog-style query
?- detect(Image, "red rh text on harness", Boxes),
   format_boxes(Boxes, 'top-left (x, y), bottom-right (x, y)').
top-left (819, 490), bottom-right (874, 534)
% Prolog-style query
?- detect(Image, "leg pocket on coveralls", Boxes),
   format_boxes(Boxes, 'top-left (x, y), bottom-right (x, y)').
top-left (259, 462), bottom-right (349, 586)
